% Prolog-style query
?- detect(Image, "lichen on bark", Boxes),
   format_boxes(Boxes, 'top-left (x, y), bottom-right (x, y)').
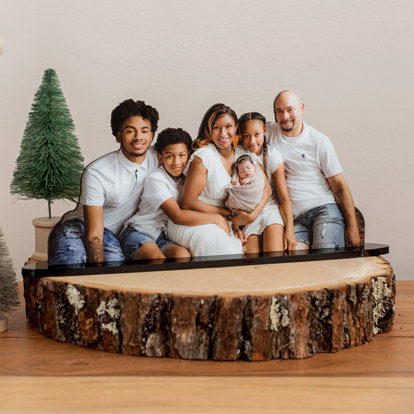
top-left (269, 296), bottom-right (289, 331)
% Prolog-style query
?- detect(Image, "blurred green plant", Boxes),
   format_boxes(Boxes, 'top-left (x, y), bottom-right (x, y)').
top-left (0, 226), bottom-right (19, 317)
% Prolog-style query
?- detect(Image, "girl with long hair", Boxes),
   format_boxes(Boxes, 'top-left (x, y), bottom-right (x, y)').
top-left (237, 112), bottom-right (296, 253)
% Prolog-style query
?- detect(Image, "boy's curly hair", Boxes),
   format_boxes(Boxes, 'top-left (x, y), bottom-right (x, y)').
top-left (154, 128), bottom-right (192, 154)
top-left (110, 99), bottom-right (159, 136)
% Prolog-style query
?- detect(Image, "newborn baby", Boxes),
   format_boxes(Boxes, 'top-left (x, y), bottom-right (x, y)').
top-left (225, 154), bottom-right (265, 213)
top-left (232, 155), bottom-right (256, 186)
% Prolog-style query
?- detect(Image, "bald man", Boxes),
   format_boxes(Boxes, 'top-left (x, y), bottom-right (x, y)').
top-left (266, 90), bottom-right (360, 251)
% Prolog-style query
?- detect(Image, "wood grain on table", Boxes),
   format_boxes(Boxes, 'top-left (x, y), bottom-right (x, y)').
top-left (1, 281), bottom-right (413, 413)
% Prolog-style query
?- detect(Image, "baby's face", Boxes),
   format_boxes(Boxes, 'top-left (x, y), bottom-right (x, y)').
top-left (237, 160), bottom-right (255, 179)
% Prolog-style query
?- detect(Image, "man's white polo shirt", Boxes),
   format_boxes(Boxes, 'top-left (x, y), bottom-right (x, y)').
top-left (63, 146), bottom-right (158, 234)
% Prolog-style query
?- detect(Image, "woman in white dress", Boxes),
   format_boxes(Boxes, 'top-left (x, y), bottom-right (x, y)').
top-left (167, 103), bottom-right (271, 257)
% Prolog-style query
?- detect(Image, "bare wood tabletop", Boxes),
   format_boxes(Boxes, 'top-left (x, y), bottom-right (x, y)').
top-left (1, 281), bottom-right (413, 413)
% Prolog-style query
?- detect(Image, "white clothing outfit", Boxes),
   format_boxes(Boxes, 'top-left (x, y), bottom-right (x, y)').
top-left (242, 198), bottom-right (284, 237)
top-left (62, 147), bottom-right (158, 235)
top-left (266, 122), bottom-right (343, 218)
top-left (125, 166), bottom-right (183, 240)
top-left (235, 146), bottom-right (284, 236)
top-left (167, 144), bottom-right (243, 257)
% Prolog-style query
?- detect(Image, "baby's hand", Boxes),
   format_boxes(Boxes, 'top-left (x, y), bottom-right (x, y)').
top-left (231, 177), bottom-right (240, 186)
top-left (240, 177), bottom-right (252, 186)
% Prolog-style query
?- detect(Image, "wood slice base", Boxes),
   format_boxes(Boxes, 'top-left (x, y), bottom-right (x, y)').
top-left (23, 256), bottom-right (395, 360)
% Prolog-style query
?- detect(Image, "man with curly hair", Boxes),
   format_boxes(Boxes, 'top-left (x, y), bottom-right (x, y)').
top-left (48, 99), bottom-right (159, 265)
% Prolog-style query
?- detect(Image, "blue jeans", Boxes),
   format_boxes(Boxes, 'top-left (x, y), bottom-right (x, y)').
top-left (48, 219), bottom-right (125, 265)
top-left (294, 203), bottom-right (345, 249)
top-left (119, 226), bottom-right (174, 260)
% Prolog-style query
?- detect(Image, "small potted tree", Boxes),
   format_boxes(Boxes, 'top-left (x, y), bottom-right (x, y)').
top-left (10, 69), bottom-right (84, 261)
top-left (0, 226), bottom-right (19, 332)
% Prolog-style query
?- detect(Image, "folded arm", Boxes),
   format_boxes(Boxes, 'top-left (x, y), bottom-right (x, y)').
top-left (161, 198), bottom-right (230, 234)
top-left (180, 156), bottom-right (230, 217)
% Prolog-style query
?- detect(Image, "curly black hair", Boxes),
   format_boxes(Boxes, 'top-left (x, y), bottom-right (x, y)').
top-left (154, 127), bottom-right (192, 154)
top-left (110, 99), bottom-right (159, 136)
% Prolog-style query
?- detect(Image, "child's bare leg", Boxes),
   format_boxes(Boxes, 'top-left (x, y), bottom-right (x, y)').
top-left (164, 244), bottom-right (191, 259)
top-left (244, 234), bottom-right (260, 254)
top-left (262, 224), bottom-right (284, 252)
top-left (136, 242), bottom-right (166, 260)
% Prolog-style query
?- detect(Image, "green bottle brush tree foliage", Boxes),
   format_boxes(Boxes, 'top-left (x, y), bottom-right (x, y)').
top-left (0, 226), bottom-right (19, 319)
top-left (10, 68), bottom-right (84, 218)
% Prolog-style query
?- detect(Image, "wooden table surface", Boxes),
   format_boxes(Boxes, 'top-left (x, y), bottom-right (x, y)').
top-left (1, 281), bottom-right (413, 413)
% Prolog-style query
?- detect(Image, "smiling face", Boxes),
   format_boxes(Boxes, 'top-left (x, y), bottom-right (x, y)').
top-left (210, 114), bottom-right (238, 151)
top-left (158, 143), bottom-right (189, 178)
top-left (241, 119), bottom-right (266, 155)
top-left (116, 116), bottom-right (154, 164)
top-left (274, 91), bottom-right (304, 137)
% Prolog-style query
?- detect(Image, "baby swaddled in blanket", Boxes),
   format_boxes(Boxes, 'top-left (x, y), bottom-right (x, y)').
top-left (225, 154), bottom-right (265, 238)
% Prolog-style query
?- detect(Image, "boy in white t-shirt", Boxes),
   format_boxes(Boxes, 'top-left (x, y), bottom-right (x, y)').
top-left (120, 128), bottom-right (229, 260)
top-left (48, 99), bottom-right (159, 265)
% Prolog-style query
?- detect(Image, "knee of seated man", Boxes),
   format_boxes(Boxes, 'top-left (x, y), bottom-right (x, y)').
top-left (57, 220), bottom-right (84, 239)
top-left (310, 204), bottom-right (344, 248)
top-left (312, 219), bottom-right (345, 249)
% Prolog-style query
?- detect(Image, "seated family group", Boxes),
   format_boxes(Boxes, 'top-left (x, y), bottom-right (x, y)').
top-left (48, 90), bottom-right (361, 265)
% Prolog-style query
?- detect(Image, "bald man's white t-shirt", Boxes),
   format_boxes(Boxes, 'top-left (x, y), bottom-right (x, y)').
top-left (266, 122), bottom-right (342, 218)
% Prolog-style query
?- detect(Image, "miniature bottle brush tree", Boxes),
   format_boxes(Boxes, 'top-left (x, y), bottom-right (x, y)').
top-left (0, 225), bottom-right (19, 332)
top-left (10, 68), bottom-right (84, 218)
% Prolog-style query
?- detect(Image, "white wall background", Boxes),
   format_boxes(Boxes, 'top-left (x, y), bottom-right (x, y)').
top-left (1, 0), bottom-right (413, 280)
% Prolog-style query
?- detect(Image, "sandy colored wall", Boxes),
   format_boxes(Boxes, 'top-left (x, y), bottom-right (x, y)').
top-left (0, 0), bottom-right (413, 280)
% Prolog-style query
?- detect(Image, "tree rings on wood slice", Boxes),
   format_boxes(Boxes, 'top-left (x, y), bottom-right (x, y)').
top-left (23, 256), bottom-right (395, 360)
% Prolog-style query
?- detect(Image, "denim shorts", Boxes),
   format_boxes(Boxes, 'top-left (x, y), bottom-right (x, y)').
top-left (119, 226), bottom-right (174, 260)
top-left (48, 219), bottom-right (125, 265)
top-left (294, 203), bottom-right (345, 249)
